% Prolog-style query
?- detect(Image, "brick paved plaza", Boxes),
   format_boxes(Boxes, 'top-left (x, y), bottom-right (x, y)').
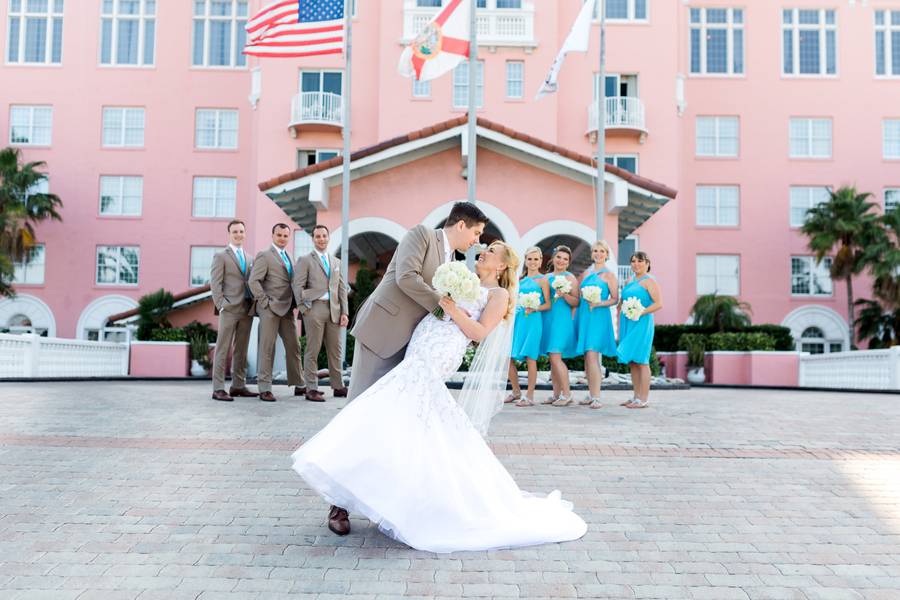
top-left (0, 382), bottom-right (898, 600)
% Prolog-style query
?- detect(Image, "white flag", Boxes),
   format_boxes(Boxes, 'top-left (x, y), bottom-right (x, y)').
top-left (398, 0), bottom-right (470, 82)
top-left (536, 0), bottom-right (596, 99)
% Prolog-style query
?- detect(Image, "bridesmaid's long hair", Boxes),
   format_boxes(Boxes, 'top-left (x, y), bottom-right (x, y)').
top-left (488, 241), bottom-right (520, 321)
top-left (546, 245), bottom-right (572, 274)
top-left (520, 246), bottom-right (542, 279)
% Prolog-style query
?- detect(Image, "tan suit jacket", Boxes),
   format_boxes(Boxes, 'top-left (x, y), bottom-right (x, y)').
top-left (292, 251), bottom-right (349, 324)
top-left (210, 247), bottom-right (253, 314)
top-left (351, 224), bottom-right (444, 359)
top-left (248, 246), bottom-right (296, 317)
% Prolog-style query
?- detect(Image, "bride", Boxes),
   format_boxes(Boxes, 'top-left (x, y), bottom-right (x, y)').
top-left (291, 241), bottom-right (587, 553)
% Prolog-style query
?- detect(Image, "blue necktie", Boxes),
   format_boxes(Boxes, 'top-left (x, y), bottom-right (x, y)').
top-left (321, 254), bottom-right (330, 277)
top-left (236, 248), bottom-right (246, 273)
top-left (280, 250), bottom-right (293, 275)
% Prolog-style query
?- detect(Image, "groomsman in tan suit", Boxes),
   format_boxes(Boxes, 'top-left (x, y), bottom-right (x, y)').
top-left (248, 223), bottom-right (304, 402)
top-left (210, 219), bottom-right (258, 402)
top-left (292, 225), bottom-right (349, 402)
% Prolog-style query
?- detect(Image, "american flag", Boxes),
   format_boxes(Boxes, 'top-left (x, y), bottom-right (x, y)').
top-left (243, 0), bottom-right (345, 58)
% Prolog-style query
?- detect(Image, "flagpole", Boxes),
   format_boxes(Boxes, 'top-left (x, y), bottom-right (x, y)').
top-left (595, 0), bottom-right (606, 239)
top-left (340, 0), bottom-right (352, 368)
top-left (466, 0), bottom-right (478, 267)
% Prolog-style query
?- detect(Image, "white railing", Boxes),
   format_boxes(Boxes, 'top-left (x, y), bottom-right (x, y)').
top-left (617, 265), bottom-right (632, 285)
top-left (587, 97), bottom-right (647, 134)
top-left (0, 333), bottom-right (129, 378)
top-left (799, 347), bottom-right (900, 390)
top-left (402, 2), bottom-right (536, 47)
top-left (290, 92), bottom-right (343, 128)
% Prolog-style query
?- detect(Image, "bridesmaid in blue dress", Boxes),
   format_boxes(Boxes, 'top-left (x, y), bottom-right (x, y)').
top-left (617, 251), bottom-right (663, 409)
top-left (576, 240), bottom-right (619, 409)
top-left (506, 247), bottom-right (551, 407)
top-left (541, 245), bottom-right (580, 406)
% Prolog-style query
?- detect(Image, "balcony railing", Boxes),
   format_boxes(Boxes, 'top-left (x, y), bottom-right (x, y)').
top-left (402, 1), bottom-right (536, 48)
top-left (289, 92), bottom-right (343, 134)
top-left (587, 96), bottom-right (647, 141)
top-left (617, 265), bottom-right (632, 287)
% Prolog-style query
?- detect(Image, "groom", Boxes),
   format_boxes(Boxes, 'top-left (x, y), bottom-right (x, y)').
top-left (326, 201), bottom-right (488, 536)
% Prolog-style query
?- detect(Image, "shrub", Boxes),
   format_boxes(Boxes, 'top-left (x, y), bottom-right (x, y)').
top-left (136, 288), bottom-right (174, 340)
top-left (183, 321), bottom-right (216, 369)
top-left (689, 294), bottom-right (752, 331)
top-left (679, 334), bottom-right (706, 366)
top-left (148, 328), bottom-right (186, 342)
top-left (706, 332), bottom-right (776, 352)
top-left (655, 324), bottom-right (794, 352)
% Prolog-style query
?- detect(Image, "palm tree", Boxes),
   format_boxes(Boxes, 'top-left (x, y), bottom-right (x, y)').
top-left (689, 294), bottom-right (752, 331)
top-left (0, 147), bottom-right (63, 297)
top-left (855, 299), bottom-right (900, 349)
top-left (800, 186), bottom-right (879, 348)
top-left (866, 204), bottom-right (900, 307)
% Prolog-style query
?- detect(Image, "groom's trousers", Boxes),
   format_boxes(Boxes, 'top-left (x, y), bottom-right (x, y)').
top-left (347, 339), bottom-right (405, 401)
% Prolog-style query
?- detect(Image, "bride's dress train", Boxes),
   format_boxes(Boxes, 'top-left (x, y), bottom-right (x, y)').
top-left (292, 287), bottom-right (587, 553)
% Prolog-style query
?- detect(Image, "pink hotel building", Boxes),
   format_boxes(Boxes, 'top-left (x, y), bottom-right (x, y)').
top-left (2, 0), bottom-right (899, 355)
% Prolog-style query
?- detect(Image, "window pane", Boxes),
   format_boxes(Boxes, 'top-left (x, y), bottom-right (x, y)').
top-left (690, 29), bottom-right (701, 73)
top-left (706, 29), bottom-right (727, 73)
top-left (826, 30), bottom-right (836, 74)
top-left (876, 31), bottom-right (886, 75)
top-left (733, 29), bottom-right (744, 74)
top-left (117, 18), bottom-right (139, 64)
top-left (606, 0), bottom-right (627, 19)
top-left (192, 19), bottom-right (204, 65)
top-left (208, 20), bottom-right (230, 66)
top-left (634, 0), bottom-right (646, 20)
top-left (143, 19), bottom-right (155, 64)
top-left (783, 30), bottom-right (793, 74)
top-left (798, 30), bottom-right (820, 74)
top-left (24, 17), bottom-right (48, 62)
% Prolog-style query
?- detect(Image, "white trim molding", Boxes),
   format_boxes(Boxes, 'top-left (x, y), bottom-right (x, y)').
top-left (76, 295), bottom-right (138, 340)
top-left (0, 294), bottom-right (57, 336)
top-left (781, 305), bottom-right (849, 351)
top-left (327, 217), bottom-right (408, 255)
top-left (422, 200), bottom-right (522, 251)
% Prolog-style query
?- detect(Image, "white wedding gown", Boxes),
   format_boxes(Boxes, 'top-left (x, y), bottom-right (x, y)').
top-left (292, 287), bottom-right (587, 553)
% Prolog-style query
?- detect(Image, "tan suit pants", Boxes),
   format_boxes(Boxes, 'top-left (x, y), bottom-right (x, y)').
top-left (301, 300), bottom-right (344, 392)
top-left (256, 306), bottom-right (304, 392)
top-left (347, 338), bottom-right (405, 401)
top-left (212, 306), bottom-right (253, 391)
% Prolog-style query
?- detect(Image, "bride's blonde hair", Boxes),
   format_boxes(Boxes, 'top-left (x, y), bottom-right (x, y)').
top-left (486, 241), bottom-right (520, 321)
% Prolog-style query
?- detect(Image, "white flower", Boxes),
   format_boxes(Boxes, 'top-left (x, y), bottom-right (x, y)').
top-left (551, 276), bottom-right (572, 299)
top-left (432, 261), bottom-right (481, 318)
top-left (581, 286), bottom-right (603, 308)
top-left (622, 297), bottom-right (645, 321)
top-left (518, 291), bottom-right (541, 311)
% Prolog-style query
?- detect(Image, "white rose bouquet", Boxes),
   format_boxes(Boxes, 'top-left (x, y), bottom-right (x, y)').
top-left (551, 276), bottom-right (572, 300)
top-left (622, 297), bottom-right (645, 321)
top-left (518, 291), bottom-right (541, 313)
top-left (432, 261), bottom-right (481, 319)
top-left (581, 285), bottom-right (603, 309)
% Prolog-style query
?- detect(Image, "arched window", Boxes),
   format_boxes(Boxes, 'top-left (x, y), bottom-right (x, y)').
top-left (800, 326), bottom-right (843, 354)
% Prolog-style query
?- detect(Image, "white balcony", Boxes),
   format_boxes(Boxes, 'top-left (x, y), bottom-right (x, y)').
top-left (402, 1), bottom-right (536, 49)
top-left (587, 96), bottom-right (647, 143)
top-left (289, 92), bottom-right (343, 136)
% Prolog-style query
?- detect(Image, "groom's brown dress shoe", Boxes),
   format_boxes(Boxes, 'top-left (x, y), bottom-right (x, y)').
top-left (212, 390), bottom-right (233, 402)
top-left (229, 387), bottom-right (259, 398)
top-left (332, 387), bottom-right (348, 398)
top-left (328, 505), bottom-right (350, 536)
top-left (294, 386), bottom-right (306, 396)
top-left (259, 391), bottom-right (277, 402)
top-left (306, 389), bottom-right (325, 402)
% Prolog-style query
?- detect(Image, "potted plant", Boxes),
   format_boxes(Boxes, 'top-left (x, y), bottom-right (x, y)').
top-left (184, 321), bottom-right (215, 377)
top-left (680, 333), bottom-right (706, 384)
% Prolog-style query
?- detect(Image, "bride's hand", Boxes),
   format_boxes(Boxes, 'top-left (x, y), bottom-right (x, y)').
top-left (439, 296), bottom-right (457, 316)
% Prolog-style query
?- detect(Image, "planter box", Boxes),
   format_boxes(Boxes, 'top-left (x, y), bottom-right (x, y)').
top-left (129, 341), bottom-right (190, 377)
top-left (657, 351), bottom-right (688, 381)
top-left (657, 351), bottom-right (800, 387)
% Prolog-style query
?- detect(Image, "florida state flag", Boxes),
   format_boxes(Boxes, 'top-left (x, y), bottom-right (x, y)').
top-left (398, 0), bottom-right (470, 82)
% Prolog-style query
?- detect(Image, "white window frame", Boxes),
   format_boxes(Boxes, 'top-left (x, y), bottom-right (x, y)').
top-left (192, 176), bottom-right (237, 218)
top-left (96, 245), bottom-right (140, 286)
top-left (782, 8), bottom-right (837, 77)
top-left (689, 7), bottom-right (744, 76)
top-left (696, 255), bottom-right (740, 296)
top-left (99, 175), bottom-right (143, 216)
top-left (99, 0), bottom-right (156, 67)
top-left (6, 0), bottom-right (64, 65)
top-left (695, 115), bottom-right (739, 157)
top-left (789, 117), bottom-right (832, 159)
top-left (505, 60), bottom-right (524, 99)
top-left (195, 108), bottom-right (239, 150)
top-left (875, 10), bottom-right (900, 77)
top-left (696, 185), bottom-right (740, 227)
top-left (412, 78), bottom-right (431, 98)
top-left (297, 148), bottom-right (339, 169)
top-left (13, 243), bottom-right (45, 285)
top-left (190, 246), bottom-right (218, 287)
top-left (884, 119), bottom-right (900, 159)
top-left (790, 186), bottom-right (830, 228)
top-left (604, 154), bottom-right (639, 174)
top-left (453, 60), bottom-right (484, 109)
top-left (8, 105), bottom-right (53, 146)
top-left (791, 256), bottom-right (832, 297)
top-left (885, 188), bottom-right (900, 212)
top-left (191, 0), bottom-right (248, 69)
top-left (590, 0), bottom-right (648, 23)
top-left (102, 106), bottom-right (145, 148)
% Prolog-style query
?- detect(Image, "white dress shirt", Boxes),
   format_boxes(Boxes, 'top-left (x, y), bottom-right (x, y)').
top-left (442, 231), bottom-right (453, 264)
top-left (228, 244), bottom-right (245, 268)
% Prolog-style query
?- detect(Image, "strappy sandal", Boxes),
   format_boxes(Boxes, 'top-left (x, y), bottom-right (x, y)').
top-left (588, 398), bottom-right (604, 409)
top-left (626, 398), bottom-right (649, 409)
top-left (515, 396), bottom-right (534, 407)
top-left (541, 394), bottom-right (559, 405)
top-left (552, 394), bottom-right (574, 407)
top-left (578, 395), bottom-right (593, 406)
top-left (504, 392), bottom-right (521, 404)
top-left (620, 397), bottom-right (636, 406)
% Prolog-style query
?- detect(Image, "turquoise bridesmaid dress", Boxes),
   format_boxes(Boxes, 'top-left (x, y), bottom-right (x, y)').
top-left (617, 275), bottom-right (656, 365)
top-left (576, 269), bottom-right (618, 357)
top-left (511, 275), bottom-right (545, 361)
top-left (541, 272), bottom-right (577, 358)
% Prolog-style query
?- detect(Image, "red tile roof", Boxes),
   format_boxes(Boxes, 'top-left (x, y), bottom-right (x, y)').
top-left (258, 115), bottom-right (678, 199)
top-left (106, 285), bottom-right (211, 324)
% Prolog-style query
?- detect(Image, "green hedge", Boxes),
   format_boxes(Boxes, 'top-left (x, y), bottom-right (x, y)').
top-left (502, 349), bottom-right (661, 377)
top-left (148, 327), bottom-right (186, 342)
top-left (706, 332), bottom-right (776, 352)
top-left (655, 324), bottom-right (793, 351)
